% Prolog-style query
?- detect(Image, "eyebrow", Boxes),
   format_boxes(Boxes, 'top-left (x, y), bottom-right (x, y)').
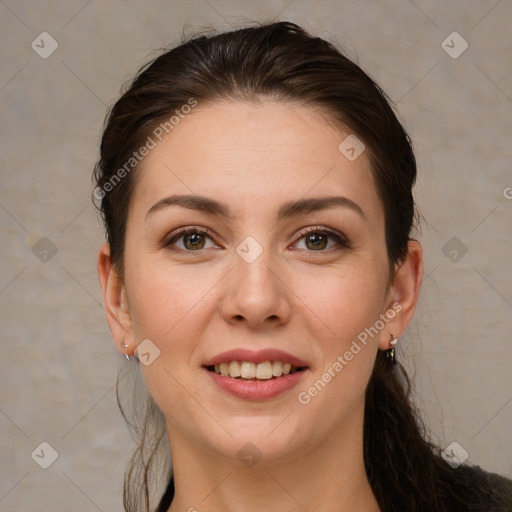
top-left (145, 194), bottom-right (367, 222)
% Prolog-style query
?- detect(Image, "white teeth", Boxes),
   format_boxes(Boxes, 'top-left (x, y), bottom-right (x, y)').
top-left (255, 361), bottom-right (273, 380)
top-left (229, 360), bottom-right (241, 377)
top-left (212, 360), bottom-right (302, 379)
top-left (272, 361), bottom-right (283, 376)
top-left (240, 362), bottom-right (256, 379)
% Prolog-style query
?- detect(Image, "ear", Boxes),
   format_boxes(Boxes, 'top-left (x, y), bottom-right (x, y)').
top-left (97, 244), bottom-right (135, 356)
top-left (378, 240), bottom-right (423, 351)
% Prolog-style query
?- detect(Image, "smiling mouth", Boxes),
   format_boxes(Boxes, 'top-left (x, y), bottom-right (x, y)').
top-left (206, 360), bottom-right (307, 380)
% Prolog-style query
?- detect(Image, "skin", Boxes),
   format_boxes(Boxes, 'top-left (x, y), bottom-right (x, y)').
top-left (98, 100), bottom-right (423, 512)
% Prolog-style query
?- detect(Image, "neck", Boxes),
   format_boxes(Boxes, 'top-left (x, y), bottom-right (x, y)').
top-left (166, 404), bottom-right (380, 512)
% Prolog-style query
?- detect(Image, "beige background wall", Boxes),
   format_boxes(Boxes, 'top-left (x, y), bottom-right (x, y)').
top-left (1, 0), bottom-right (511, 510)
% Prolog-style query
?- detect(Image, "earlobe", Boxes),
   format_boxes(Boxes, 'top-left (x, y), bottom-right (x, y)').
top-left (378, 240), bottom-right (423, 351)
top-left (97, 244), bottom-right (135, 355)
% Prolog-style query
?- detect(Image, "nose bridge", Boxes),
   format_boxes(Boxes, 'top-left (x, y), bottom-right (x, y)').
top-left (234, 234), bottom-right (279, 295)
top-left (222, 234), bottom-right (290, 325)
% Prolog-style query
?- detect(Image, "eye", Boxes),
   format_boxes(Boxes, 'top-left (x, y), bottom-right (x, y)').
top-left (293, 226), bottom-right (350, 252)
top-left (165, 227), bottom-right (219, 251)
top-left (164, 226), bottom-right (350, 253)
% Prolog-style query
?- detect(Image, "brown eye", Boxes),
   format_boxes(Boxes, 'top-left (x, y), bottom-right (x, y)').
top-left (182, 232), bottom-right (206, 250)
top-left (294, 227), bottom-right (350, 252)
top-left (166, 228), bottom-right (217, 251)
top-left (304, 232), bottom-right (328, 250)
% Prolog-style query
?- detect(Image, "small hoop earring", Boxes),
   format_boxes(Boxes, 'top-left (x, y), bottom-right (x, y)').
top-left (387, 334), bottom-right (398, 365)
top-left (121, 340), bottom-right (130, 361)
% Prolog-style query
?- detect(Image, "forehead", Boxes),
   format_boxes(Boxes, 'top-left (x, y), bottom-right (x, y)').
top-left (130, 100), bottom-right (383, 223)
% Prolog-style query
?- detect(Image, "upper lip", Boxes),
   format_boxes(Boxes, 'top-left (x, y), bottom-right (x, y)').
top-left (203, 348), bottom-right (309, 368)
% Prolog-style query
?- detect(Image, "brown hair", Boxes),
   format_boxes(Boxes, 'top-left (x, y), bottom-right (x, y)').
top-left (93, 21), bottom-right (510, 512)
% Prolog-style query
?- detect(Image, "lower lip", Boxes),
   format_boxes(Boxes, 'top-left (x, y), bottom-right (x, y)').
top-left (204, 368), bottom-right (308, 401)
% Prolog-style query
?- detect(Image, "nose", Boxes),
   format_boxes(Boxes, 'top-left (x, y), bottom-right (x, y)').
top-left (220, 248), bottom-right (292, 329)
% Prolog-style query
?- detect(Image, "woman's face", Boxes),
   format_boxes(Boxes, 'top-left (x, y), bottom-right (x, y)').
top-left (112, 100), bottom-right (407, 464)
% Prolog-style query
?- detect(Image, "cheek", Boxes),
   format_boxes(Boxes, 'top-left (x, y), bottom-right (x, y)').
top-left (293, 270), bottom-right (384, 419)
top-left (293, 260), bottom-right (389, 344)
top-left (290, 260), bottom-right (388, 409)
top-left (125, 256), bottom-right (217, 343)
top-left (123, 260), bottom-right (218, 426)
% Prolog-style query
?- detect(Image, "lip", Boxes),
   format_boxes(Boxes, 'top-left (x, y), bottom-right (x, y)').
top-left (205, 367), bottom-right (309, 401)
top-left (203, 348), bottom-right (309, 368)
top-left (202, 348), bottom-right (310, 401)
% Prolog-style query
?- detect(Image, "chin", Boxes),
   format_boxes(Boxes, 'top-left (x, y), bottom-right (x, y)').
top-left (197, 414), bottom-right (313, 465)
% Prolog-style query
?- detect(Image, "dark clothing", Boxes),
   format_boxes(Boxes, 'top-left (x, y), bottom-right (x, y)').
top-left (156, 465), bottom-right (512, 511)
top-left (448, 464), bottom-right (512, 511)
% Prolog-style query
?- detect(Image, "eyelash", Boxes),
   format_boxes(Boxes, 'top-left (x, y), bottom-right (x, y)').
top-left (164, 225), bottom-right (351, 252)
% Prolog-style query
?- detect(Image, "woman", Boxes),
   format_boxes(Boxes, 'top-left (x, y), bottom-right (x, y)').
top-left (94, 21), bottom-right (512, 512)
